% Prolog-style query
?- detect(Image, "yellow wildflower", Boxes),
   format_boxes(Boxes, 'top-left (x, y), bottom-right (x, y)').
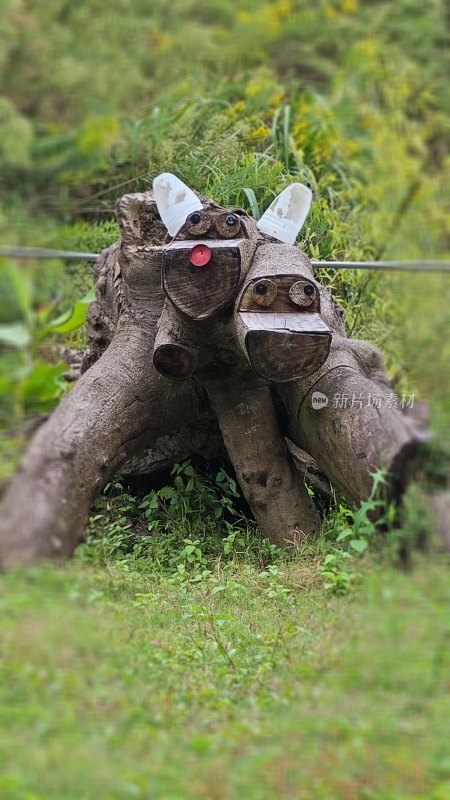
top-left (341, 0), bottom-right (359, 12)
top-left (264, 7), bottom-right (282, 33)
top-left (343, 139), bottom-right (359, 155)
top-left (246, 81), bottom-right (265, 98)
top-left (361, 112), bottom-right (381, 130)
top-left (251, 125), bottom-right (271, 139)
top-left (357, 39), bottom-right (377, 58)
top-left (227, 100), bottom-right (246, 116)
top-left (276, 0), bottom-right (293, 17)
top-left (269, 91), bottom-right (285, 108)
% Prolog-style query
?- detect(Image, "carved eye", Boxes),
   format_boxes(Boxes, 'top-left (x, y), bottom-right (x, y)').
top-left (216, 211), bottom-right (241, 239)
top-left (252, 279), bottom-right (277, 307)
top-left (289, 281), bottom-right (316, 307)
top-left (184, 210), bottom-right (211, 236)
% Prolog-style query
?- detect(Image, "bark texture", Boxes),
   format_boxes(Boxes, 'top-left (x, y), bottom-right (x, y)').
top-left (206, 382), bottom-right (320, 546)
top-left (278, 336), bottom-right (428, 504)
top-left (0, 189), bottom-right (431, 566)
top-left (0, 194), bottom-right (205, 565)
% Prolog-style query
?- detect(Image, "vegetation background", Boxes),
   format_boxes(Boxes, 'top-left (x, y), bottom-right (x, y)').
top-left (0, 1), bottom-right (449, 798)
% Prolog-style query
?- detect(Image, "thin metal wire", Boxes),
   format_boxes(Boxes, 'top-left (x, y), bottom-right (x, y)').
top-left (311, 260), bottom-right (450, 272)
top-left (1, 245), bottom-right (450, 271)
top-left (0, 246), bottom-right (99, 261)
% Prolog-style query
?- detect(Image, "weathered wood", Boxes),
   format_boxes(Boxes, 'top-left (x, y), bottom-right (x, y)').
top-left (163, 238), bottom-right (257, 320)
top-left (0, 179), bottom-right (436, 567)
top-left (239, 275), bottom-right (321, 313)
top-left (240, 313), bottom-right (330, 334)
top-left (285, 440), bottom-right (332, 500)
top-left (205, 382), bottom-right (320, 546)
top-left (0, 193), bottom-right (204, 565)
top-left (153, 344), bottom-right (196, 381)
top-left (153, 301), bottom-right (199, 380)
top-left (0, 328), bottom-right (207, 567)
top-left (247, 330), bottom-right (331, 383)
top-left (121, 417), bottom-right (225, 477)
top-left (277, 336), bottom-right (429, 504)
top-left (175, 206), bottom-right (258, 241)
top-left (235, 244), bottom-right (331, 382)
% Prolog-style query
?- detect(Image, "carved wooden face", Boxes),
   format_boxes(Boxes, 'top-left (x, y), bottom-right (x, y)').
top-left (237, 275), bottom-right (331, 382)
top-left (175, 208), bottom-right (244, 240)
top-left (153, 175), bottom-right (332, 382)
top-left (162, 238), bottom-right (256, 320)
top-left (234, 244), bottom-right (332, 382)
top-left (153, 178), bottom-right (258, 320)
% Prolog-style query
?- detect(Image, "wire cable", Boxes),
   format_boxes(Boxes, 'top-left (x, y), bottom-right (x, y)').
top-left (1, 245), bottom-right (450, 271)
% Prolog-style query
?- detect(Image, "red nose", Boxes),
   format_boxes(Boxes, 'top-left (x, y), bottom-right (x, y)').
top-left (190, 244), bottom-right (212, 267)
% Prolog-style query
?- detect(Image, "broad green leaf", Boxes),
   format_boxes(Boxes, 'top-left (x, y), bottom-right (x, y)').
top-left (0, 322), bottom-right (31, 349)
top-left (80, 289), bottom-right (96, 304)
top-left (20, 361), bottom-right (67, 411)
top-left (43, 289), bottom-right (95, 336)
top-left (350, 538), bottom-right (368, 554)
top-left (336, 527), bottom-right (354, 542)
top-left (3, 262), bottom-right (33, 325)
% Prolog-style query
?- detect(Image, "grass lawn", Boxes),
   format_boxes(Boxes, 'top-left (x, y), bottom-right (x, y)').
top-left (1, 556), bottom-right (449, 800)
top-left (1, 2), bottom-right (449, 798)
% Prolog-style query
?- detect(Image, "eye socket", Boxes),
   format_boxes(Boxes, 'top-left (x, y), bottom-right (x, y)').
top-left (289, 281), bottom-right (316, 307)
top-left (252, 279), bottom-right (277, 307)
top-left (216, 211), bottom-right (241, 238)
top-left (184, 211), bottom-right (211, 237)
top-left (226, 214), bottom-right (238, 226)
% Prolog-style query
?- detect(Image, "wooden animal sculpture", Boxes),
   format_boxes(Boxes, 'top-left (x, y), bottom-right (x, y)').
top-left (0, 174), bottom-right (427, 566)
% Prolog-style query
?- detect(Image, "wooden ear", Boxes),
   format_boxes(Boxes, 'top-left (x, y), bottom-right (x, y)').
top-left (115, 192), bottom-right (167, 246)
top-left (257, 183), bottom-right (312, 244)
top-left (153, 172), bottom-right (203, 236)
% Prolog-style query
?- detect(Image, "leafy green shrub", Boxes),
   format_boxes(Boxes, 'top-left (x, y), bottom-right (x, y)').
top-left (81, 462), bottom-right (419, 593)
top-left (318, 469), bottom-right (396, 593)
top-left (0, 260), bottom-right (94, 427)
top-left (80, 460), bottom-right (284, 577)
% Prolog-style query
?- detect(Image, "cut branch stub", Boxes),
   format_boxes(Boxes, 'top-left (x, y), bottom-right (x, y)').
top-left (153, 343), bottom-right (196, 381)
top-left (162, 238), bottom-right (257, 320)
top-left (153, 299), bottom-right (199, 381)
top-left (234, 243), bottom-right (332, 382)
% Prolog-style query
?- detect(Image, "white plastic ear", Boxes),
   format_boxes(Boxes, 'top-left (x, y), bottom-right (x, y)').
top-left (256, 183), bottom-right (312, 244)
top-left (153, 172), bottom-right (203, 236)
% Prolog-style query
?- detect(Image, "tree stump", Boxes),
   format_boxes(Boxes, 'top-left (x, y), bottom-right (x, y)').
top-left (0, 176), bottom-right (428, 566)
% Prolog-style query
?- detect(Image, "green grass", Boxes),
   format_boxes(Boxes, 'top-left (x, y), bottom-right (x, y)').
top-left (1, 557), bottom-right (449, 800)
top-left (1, 3), bottom-right (449, 796)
